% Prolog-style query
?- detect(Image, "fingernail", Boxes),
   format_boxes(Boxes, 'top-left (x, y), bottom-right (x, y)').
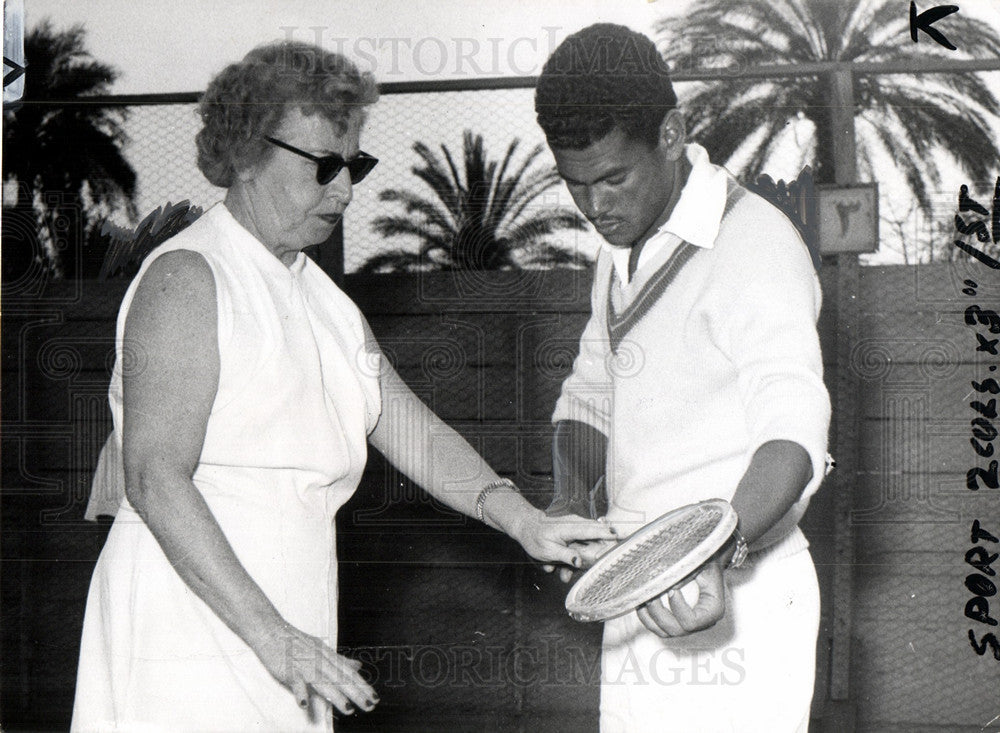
top-left (345, 703), bottom-right (355, 714)
top-left (299, 698), bottom-right (308, 709)
top-left (372, 693), bottom-right (380, 703)
top-left (572, 556), bottom-right (581, 568)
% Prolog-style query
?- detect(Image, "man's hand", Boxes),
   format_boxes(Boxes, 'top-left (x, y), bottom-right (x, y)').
top-left (636, 559), bottom-right (726, 637)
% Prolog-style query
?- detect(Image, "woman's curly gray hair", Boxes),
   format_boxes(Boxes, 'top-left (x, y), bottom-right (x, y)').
top-left (196, 41), bottom-right (379, 188)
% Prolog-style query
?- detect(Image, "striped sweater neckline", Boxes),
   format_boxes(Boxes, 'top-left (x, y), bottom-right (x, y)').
top-left (605, 181), bottom-right (746, 352)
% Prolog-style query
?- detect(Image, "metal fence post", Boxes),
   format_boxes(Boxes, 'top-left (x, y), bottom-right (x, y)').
top-left (827, 65), bottom-right (861, 719)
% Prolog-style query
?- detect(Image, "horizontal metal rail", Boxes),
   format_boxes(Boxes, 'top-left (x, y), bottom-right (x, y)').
top-left (23, 56), bottom-right (1000, 106)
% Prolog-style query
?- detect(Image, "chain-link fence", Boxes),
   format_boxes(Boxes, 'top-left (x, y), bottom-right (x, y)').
top-left (346, 85), bottom-right (598, 273)
top-left (119, 101), bottom-right (224, 221)
top-left (92, 72), bottom-right (1000, 275)
top-left (107, 82), bottom-right (605, 275)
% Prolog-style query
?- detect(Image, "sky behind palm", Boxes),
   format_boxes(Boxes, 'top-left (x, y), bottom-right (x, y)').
top-left (19, 0), bottom-right (1000, 266)
top-left (24, 0), bottom-right (677, 92)
top-left (24, 0), bottom-right (1000, 93)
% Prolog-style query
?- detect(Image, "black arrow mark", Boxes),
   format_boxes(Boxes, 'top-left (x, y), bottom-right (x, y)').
top-left (910, 2), bottom-right (960, 50)
top-left (3, 56), bottom-right (25, 87)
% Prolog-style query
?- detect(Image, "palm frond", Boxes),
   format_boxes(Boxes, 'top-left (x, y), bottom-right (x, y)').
top-left (688, 0), bottom-right (819, 60)
top-left (356, 249), bottom-right (431, 274)
top-left (657, 0), bottom-right (1000, 230)
top-left (516, 242), bottom-right (591, 269)
top-left (502, 169), bottom-right (565, 227)
top-left (860, 112), bottom-right (935, 211)
top-left (488, 138), bottom-right (522, 220)
top-left (875, 88), bottom-right (1000, 184)
top-left (97, 201), bottom-right (202, 279)
top-left (839, 1), bottom-right (906, 60)
top-left (687, 103), bottom-right (778, 168)
top-left (408, 142), bottom-right (464, 220)
top-left (5, 21), bottom-right (137, 279)
top-left (503, 211), bottom-right (589, 245)
top-left (363, 130), bottom-right (580, 272)
top-left (660, 17), bottom-right (791, 66)
top-left (743, 119), bottom-right (799, 179)
top-left (371, 217), bottom-right (450, 247)
top-left (378, 189), bottom-right (457, 233)
top-left (491, 144), bottom-right (546, 223)
top-left (441, 141), bottom-right (465, 195)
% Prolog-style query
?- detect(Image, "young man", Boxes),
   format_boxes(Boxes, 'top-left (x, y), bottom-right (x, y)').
top-left (535, 24), bottom-right (832, 732)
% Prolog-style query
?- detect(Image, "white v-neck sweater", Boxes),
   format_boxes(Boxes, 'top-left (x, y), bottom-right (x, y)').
top-left (553, 172), bottom-right (831, 549)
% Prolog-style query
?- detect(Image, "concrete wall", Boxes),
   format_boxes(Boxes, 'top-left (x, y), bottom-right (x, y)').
top-left (847, 264), bottom-right (1000, 733)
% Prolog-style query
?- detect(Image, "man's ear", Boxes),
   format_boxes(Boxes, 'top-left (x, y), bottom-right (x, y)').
top-left (657, 110), bottom-right (686, 160)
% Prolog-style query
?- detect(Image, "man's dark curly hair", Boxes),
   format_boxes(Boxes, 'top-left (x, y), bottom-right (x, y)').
top-left (535, 24), bottom-right (676, 150)
top-left (196, 41), bottom-right (378, 188)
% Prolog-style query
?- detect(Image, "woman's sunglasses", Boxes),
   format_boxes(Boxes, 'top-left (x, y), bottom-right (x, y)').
top-left (264, 136), bottom-right (379, 185)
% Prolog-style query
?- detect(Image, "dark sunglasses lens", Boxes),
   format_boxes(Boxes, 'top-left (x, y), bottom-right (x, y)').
top-left (348, 155), bottom-right (378, 184)
top-left (315, 154), bottom-right (378, 185)
top-left (316, 159), bottom-right (345, 186)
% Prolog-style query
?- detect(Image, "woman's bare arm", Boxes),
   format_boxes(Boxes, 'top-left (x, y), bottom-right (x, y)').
top-left (367, 357), bottom-right (617, 565)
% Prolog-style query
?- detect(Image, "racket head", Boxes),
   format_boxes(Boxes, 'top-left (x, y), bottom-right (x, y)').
top-left (564, 499), bottom-right (738, 622)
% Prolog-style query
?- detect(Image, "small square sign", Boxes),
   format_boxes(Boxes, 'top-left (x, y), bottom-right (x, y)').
top-left (817, 184), bottom-right (879, 254)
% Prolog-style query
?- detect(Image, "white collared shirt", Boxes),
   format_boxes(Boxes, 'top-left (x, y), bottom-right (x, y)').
top-left (607, 143), bottom-right (730, 282)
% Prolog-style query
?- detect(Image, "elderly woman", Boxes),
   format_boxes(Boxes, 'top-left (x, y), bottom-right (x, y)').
top-left (71, 42), bottom-right (614, 732)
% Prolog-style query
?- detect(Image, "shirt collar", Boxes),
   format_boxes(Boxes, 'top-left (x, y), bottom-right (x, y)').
top-left (662, 142), bottom-right (730, 249)
top-left (215, 202), bottom-right (309, 278)
top-left (604, 143), bottom-right (730, 279)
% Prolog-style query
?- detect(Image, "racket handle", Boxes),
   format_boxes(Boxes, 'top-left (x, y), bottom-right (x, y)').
top-left (548, 420), bottom-right (608, 519)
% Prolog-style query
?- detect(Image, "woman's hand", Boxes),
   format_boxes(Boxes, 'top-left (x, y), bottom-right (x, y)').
top-left (254, 621), bottom-right (379, 718)
top-left (510, 508), bottom-right (618, 570)
top-left (637, 559), bottom-right (726, 637)
top-left (541, 536), bottom-right (617, 583)
top-left (540, 540), bottom-right (613, 583)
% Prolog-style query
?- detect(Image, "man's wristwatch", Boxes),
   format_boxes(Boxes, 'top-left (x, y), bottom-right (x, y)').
top-left (726, 529), bottom-right (749, 570)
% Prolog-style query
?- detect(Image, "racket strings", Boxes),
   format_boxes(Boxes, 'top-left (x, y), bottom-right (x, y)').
top-left (577, 508), bottom-right (723, 607)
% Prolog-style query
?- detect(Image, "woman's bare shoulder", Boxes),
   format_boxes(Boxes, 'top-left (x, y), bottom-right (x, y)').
top-left (137, 249), bottom-right (213, 294)
top-left (126, 249), bottom-right (217, 343)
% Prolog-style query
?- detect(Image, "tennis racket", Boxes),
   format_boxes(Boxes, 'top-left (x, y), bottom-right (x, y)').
top-left (564, 499), bottom-right (738, 622)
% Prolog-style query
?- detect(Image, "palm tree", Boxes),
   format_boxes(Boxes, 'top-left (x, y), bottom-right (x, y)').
top-left (360, 131), bottom-right (588, 272)
top-left (656, 0), bottom-right (1000, 216)
top-left (2, 21), bottom-right (137, 281)
top-left (96, 200), bottom-right (203, 280)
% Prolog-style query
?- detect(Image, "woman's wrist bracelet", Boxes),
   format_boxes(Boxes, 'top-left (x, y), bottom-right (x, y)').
top-left (475, 478), bottom-right (517, 523)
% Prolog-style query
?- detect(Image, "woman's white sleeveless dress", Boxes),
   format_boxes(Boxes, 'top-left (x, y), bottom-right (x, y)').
top-left (71, 203), bottom-right (382, 732)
